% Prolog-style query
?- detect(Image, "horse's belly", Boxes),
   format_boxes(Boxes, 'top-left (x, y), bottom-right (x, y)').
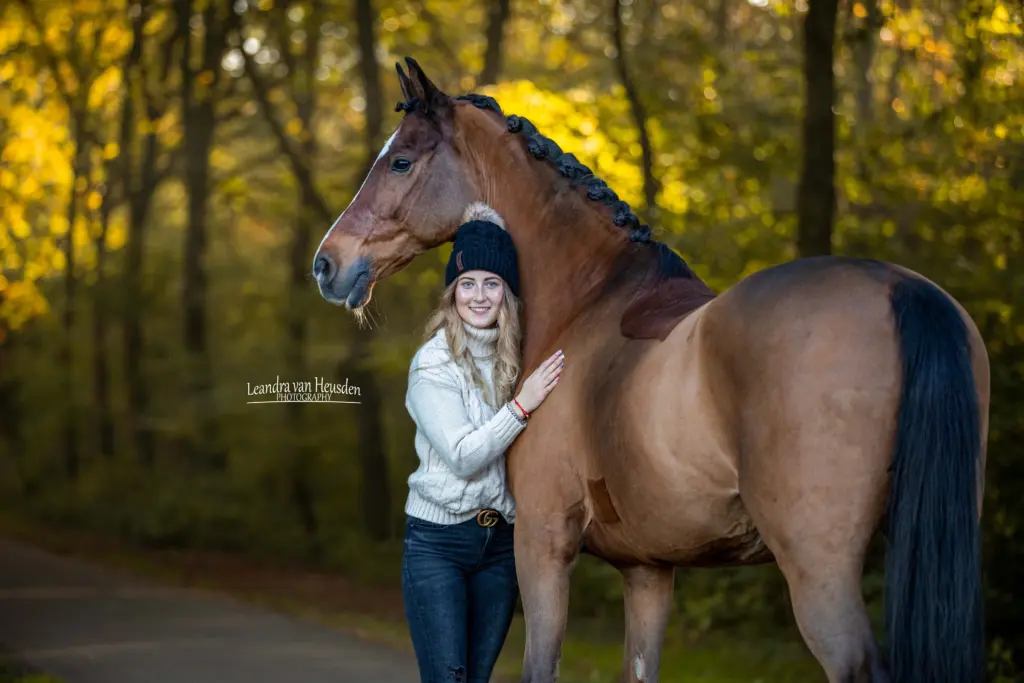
top-left (579, 311), bottom-right (775, 567)
top-left (581, 482), bottom-right (774, 567)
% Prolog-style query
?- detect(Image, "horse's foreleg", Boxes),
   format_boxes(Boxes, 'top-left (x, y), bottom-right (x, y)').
top-left (620, 564), bottom-right (675, 683)
top-left (515, 514), bottom-right (580, 683)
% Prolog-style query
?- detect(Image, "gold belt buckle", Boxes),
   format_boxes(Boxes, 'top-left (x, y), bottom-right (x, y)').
top-left (476, 509), bottom-right (500, 528)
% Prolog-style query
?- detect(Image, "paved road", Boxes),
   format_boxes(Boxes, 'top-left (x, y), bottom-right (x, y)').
top-left (0, 539), bottom-right (419, 682)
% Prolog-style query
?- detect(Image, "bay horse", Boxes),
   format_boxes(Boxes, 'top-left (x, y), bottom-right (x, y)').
top-left (312, 57), bottom-right (988, 683)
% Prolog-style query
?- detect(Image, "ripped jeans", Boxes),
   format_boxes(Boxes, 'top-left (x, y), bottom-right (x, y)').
top-left (401, 513), bottom-right (519, 683)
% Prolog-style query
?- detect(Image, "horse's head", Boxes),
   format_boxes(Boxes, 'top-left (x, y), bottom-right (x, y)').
top-left (312, 57), bottom-right (477, 309)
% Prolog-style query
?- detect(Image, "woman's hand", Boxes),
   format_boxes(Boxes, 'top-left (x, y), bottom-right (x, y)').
top-left (514, 349), bottom-right (565, 415)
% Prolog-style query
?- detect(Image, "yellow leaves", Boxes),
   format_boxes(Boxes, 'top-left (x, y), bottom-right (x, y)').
top-left (10, 217), bottom-right (31, 240)
top-left (6, 250), bottom-right (22, 273)
top-left (103, 142), bottom-right (119, 159)
top-left (488, 79), bottom-right (644, 208)
top-left (891, 97), bottom-right (908, 119)
top-left (1, 169), bottom-right (17, 191)
top-left (983, 3), bottom-right (1022, 36)
top-left (72, 215), bottom-right (90, 251)
top-left (86, 191), bottom-right (103, 211)
top-left (5, 202), bottom-right (24, 227)
top-left (144, 9), bottom-right (171, 36)
top-left (995, 124), bottom-right (1008, 139)
top-left (658, 178), bottom-right (689, 215)
top-left (285, 118), bottom-right (304, 138)
top-left (105, 215), bottom-right (127, 251)
top-left (20, 175), bottom-right (40, 197)
top-left (0, 279), bottom-right (50, 332)
top-left (210, 147), bottom-right (234, 172)
top-left (995, 253), bottom-right (1007, 270)
top-left (87, 65), bottom-right (123, 111)
top-left (958, 174), bottom-right (988, 202)
top-left (853, 2), bottom-right (867, 18)
top-left (50, 214), bottom-right (69, 236)
top-left (269, 88), bottom-right (288, 105)
top-left (544, 40), bottom-right (569, 70)
top-left (194, 70), bottom-right (217, 102)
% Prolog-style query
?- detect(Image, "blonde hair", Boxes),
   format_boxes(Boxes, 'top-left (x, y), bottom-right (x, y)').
top-left (421, 281), bottom-right (522, 407)
top-left (420, 203), bottom-right (522, 407)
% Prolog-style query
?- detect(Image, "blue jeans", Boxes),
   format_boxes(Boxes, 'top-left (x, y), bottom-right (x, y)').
top-left (401, 513), bottom-right (519, 683)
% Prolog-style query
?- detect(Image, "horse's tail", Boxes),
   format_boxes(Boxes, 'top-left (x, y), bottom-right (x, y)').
top-left (885, 276), bottom-right (985, 683)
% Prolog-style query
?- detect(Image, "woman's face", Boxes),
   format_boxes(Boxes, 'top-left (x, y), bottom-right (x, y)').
top-left (455, 270), bottom-right (505, 328)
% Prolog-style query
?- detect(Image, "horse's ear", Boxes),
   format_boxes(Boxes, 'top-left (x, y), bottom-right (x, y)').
top-left (404, 56), bottom-right (450, 114)
top-left (395, 61), bottom-right (417, 103)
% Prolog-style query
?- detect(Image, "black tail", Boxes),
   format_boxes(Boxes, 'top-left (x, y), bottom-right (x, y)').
top-left (885, 277), bottom-right (984, 683)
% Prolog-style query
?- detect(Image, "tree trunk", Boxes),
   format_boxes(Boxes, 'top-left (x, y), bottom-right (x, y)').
top-left (92, 192), bottom-right (115, 459)
top-left (343, 335), bottom-right (392, 542)
top-left (959, 0), bottom-right (985, 125)
top-left (852, 0), bottom-right (880, 181)
top-left (354, 0), bottom-right (392, 541)
top-left (178, 0), bottom-right (236, 469)
top-left (356, 0), bottom-right (383, 152)
top-left (715, 0), bottom-right (730, 46)
top-left (62, 121), bottom-right (90, 480)
top-left (0, 328), bottom-right (29, 492)
top-left (121, 7), bottom-right (162, 468)
top-left (796, 0), bottom-right (838, 258)
top-left (611, 0), bottom-right (658, 223)
top-left (284, 0), bottom-right (324, 546)
top-left (478, 0), bottom-right (512, 86)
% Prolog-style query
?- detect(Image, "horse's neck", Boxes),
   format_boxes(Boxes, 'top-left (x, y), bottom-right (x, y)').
top-left (499, 200), bottom-right (643, 368)
top-left (464, 122), bottom-right (645, 368)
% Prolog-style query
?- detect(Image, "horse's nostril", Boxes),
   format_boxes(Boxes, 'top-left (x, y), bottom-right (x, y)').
top-left (313, 254), bottom-right (335, 282)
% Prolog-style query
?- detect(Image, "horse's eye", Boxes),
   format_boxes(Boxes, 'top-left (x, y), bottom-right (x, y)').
top-left (390, 157), bottom-right (412, 174)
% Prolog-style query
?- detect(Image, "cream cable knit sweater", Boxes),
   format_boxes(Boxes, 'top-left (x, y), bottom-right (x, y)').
top-left (404, 321), bottom-right (526, 525)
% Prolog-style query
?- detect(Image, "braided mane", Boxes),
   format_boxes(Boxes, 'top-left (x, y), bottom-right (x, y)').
top-left (395, 91), bottom-right (707, 284)
top-left (394, 90), bottom-right (716, 339)
top-left (396, 93), bottom-right (654, 243)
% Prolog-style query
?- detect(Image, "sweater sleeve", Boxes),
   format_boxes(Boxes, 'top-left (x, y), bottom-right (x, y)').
top-left (405, 351), bottom-right (526, 479)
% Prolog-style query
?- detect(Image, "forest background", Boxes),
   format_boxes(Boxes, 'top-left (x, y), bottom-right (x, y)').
top-left (0, 0), bottom-right (1021, 680)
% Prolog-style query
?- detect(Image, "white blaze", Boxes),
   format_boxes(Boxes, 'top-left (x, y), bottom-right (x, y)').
top-left (313, 127), bottom-right (401, 262)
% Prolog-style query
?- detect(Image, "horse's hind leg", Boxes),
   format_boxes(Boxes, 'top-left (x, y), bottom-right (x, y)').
top-left (619, 565), bottom-right (675, 683)
top-left (780, 558), bottom-right (890, 683)
top-left (745, 444), bottom-right (893, 683)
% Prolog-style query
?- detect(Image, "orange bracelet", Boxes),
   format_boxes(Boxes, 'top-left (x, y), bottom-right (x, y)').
top-left (513, 398), bottom-right (530, 419)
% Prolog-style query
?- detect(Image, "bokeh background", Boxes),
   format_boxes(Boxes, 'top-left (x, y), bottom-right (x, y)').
top-left (0, 0), bottom-right (1021, 680)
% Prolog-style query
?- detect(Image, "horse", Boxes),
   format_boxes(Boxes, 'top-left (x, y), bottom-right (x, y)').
top-left (311, 57), bottom-right (988, 683)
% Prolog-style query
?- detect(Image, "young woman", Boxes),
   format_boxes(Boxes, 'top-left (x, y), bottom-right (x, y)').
top-left (402, 203), bottom-right (564, 683)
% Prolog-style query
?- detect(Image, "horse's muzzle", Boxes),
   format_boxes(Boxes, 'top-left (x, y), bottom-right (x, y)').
top-left (314, 253), bottom-right (372, 309)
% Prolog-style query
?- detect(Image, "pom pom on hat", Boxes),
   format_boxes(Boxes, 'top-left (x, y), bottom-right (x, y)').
top-left (445, 203), bottom-right (519, 296)
top-left (461, 202), bottom-right (506, 229)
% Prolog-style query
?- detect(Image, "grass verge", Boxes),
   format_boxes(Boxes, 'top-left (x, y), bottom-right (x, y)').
top-left (0, 652), bottom-right (61, 683)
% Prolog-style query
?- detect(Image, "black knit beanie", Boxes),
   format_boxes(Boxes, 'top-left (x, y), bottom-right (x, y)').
top-left (444, 205), bottom-right (519, 296)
